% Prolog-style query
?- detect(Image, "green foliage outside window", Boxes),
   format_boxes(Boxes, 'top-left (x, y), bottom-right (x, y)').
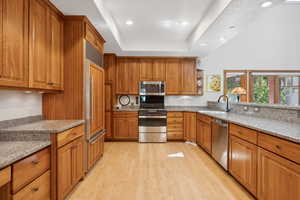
top-left (253, 77), bottom-right (269, 104)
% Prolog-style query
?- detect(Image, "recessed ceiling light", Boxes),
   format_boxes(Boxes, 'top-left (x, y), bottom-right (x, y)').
top-left (229, 25), bottom-right (236, 29)
top-left (261, 1), bottom-right (273, 8)
top-left (199, 43), bottom-right (207, 46)
top-left (180, 21), bottom-right (189, 26)
top-left (220, 37), bottom-right (226, 43)
top-left (125, 20), bottom-right (133, 25)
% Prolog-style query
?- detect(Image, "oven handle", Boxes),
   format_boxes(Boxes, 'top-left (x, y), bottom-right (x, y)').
top-left (139, 116), bottom-right (167, 119)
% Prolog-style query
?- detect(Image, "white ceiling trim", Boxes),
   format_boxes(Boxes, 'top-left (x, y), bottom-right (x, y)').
top-left (187, 0), bottom-right (233, 49)
top-left (93, 0), bottom-right (122, 47)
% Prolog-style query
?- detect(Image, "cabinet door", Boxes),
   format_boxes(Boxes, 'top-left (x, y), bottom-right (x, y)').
top-left (184, 112), bottom-right (197, 142)
top-left (202, 122), bottom-right (212, 154)
top-left (71, 137), bottom-right (84, 185)
top-left (57, 142), bottom-right (73, 200)
top-left (128, 58), bottom-right (140, 94)
top-left (90, 64), bottom-right (105, 137)
top-left (29, 0), bottom-right (49, 89)
top-left (116, 58), bottom-right (128, 94)
top-left (196, 120), bottom-right (203, 146)
top-left (113, 118), bottom-right (128, 139)
top-left (104, 54), bottom-right (115, 83)
top-left (105, 83), bottom-right (112, 112)
top-left (139, 58), bottom-right (152, 81)
top-left (229, 136), bottom-right (257, 196)
top-left (105, 112), bottom-right (112, 139)
top-left (166, 59), bottom-right (181, 95)
top-left (128, 117), bottom-right (138, 139)
top-left (258, 148), bottom-right (300, 200)
top-left (152, 59), bottom-right (166, 81)
top-left (181, 59), bottom-right (197, 95)
top-left (48, 10), bottom-right (63, 90)
top-left (0, 0), bottom-right (29, 87)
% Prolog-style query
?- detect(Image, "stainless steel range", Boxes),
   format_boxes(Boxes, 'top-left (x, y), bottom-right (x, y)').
top-left (138, 81), bottom-right (166, 142)
top-left (138, 110), bottom-right (167, 143)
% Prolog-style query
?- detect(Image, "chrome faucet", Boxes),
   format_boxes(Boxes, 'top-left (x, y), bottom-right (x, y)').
top-left (217, 95), bottom-right (231, 112)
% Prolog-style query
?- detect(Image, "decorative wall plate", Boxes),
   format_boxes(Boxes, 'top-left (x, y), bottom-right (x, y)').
top-left (119, 95), bottom-right (130, 106)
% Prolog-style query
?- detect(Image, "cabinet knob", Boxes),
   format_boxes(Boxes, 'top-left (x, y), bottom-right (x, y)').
top-left (32, 187), bottom-right (39, 192)
top-left (275, 145), bottom-right (282, 150)
top-left (47, 82), bottom-right (54, 86)
top-left (31, 160), bottom-right (40, 165)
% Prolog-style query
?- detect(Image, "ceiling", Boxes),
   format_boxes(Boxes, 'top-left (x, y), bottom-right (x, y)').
top-left (50, 0), bottom-right (287, 58)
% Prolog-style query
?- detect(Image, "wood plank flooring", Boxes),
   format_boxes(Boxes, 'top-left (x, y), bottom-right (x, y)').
top-left (68, 142), bottom-right (254, 200)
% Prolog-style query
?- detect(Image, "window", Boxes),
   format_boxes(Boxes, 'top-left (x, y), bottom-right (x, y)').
top-left (224, 71), bottom-right (247, 102)
top-left (224, 70), bottom-right (300, 106)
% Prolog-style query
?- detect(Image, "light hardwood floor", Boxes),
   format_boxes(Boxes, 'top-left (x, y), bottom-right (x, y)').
top-left (68, 142), bottom-right (254, 200)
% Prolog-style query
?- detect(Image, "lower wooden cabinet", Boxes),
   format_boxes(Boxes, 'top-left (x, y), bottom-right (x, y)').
top-left (167, 112), bottom-right (184, 140)
top-left (0, 166), bottom-right (11, 200)
top-left (257, 148), bottom-right (300, 200)
top-left (0, 184), bottom-right (11, 200)
top-left (88, 134), bottom-right (104, 170)
top-left (229, 136), bottom-right (257, 196)
top-left (57, 136), bottom-right (84, 200)
top-left (105, 112), bottom-right (113, 139)
top-left (13, 170), bottom-right (50, 200)
top-left (183, 112), bottom-right (196, 142)
top-left (196, 115), bottom-right (212, 154)
top-left (113, 112), bottom-right (138, 140)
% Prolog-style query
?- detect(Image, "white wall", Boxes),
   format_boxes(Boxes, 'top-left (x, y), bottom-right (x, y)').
top-left (175, 4), bottom-right (300, 106)
top-left (0, 91), bottom-right (42, 121)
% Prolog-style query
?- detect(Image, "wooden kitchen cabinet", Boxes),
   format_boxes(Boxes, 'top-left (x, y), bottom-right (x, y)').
top-left (196, 114), bottom-right (212, 154)
top-left (128, 58), bottom-right (140, 94)
top-left (183, 112), bottom-right (197, 142)
top-left (88, 134), bottom-right (104, 170)
top-left (166, 58), bottom-right (182, 95)
top-left (0, 166), bottom-right (11, 200)
top-left (48, 9), bottom-right (63, 90)
top-left (140, 58), bottom-right (153, 81)
top-left (89, 64), bottom-right (105, 138)
top-left (229, 135), bottom-right (257, 196)
top-left (167, 112), bottom-right (184, 140)
top-left (257, 148), bottom-right (300, 200)
top-left (29, 0), bottom-right (64, 90)
top-left (105, 112), bottom-right (112, 139)
top-left (104, 54), bottom-right (116, 83)
top-left (0, 0), bottom-right (29, 87)
top-left (152, 59), bottom-right (166, 81)
top-left (113, 112), bottom-right (138, 140)
top-left (57, 136), bottom-right (84, 200)
top-left (181, 58), bottom-right (197, 95)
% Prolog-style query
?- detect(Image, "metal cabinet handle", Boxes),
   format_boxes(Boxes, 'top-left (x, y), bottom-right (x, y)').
top-left (32, 187), bottom-right (39, 192)
top-left (31, 160), bottom-right (40, 165)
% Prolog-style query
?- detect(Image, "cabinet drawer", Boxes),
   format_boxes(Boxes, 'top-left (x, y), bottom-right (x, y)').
top-left (230, 124), bottom-right (258, 144)
top-left (167, 132), bottom-right (183, 140)
top-left (0, 166), bottom-right (11, 187)
top-left (57, 125), bottom-right (84, 148)
top-left (167, 118), bottom-right (183, 124)
top-left (13, 171), bottom-right (50, 200)
top-left (168, 127), bottom-right (184, 132)
top-left (113, 112), bottom-right (138, 118)
top-left (12, 148), bottom-right (50, 193)
top-left (258, 133), bottom-right (300, 164)
top-left (197, 114), bottom-right (212, 124)
top-left (167, 112), bottom-right (183, 118)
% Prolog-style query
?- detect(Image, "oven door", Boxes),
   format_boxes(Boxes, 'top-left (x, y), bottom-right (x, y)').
top-left (138, 116), bottom-right (167, 133)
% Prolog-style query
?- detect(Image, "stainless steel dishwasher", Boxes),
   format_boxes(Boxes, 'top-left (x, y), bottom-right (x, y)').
top-left (211, 119), bottom-right (229, 170)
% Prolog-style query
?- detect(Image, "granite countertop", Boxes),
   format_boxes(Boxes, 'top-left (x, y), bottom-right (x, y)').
top-left (0, 120), bottom-right (85, 134)
top-left (114, 106), bottom-right (300, 144)
top-left (197, 111), bottom-right (300, 144)
top-left (0, 141), bottom-right (50, 170)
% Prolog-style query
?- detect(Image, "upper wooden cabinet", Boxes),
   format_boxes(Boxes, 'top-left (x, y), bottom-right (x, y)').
top-left (152, 59), bottom-right (166, 81)
top-left (166, 58), bottom-right (182, 94)
top-left (181, 59), bottom-right (197, 94)
top-left (139, 58), bottom-right (153, 81)
top-left (104, 54), bottom-right (116, 83)
top-left (29, 0), bottom-right (64, 90)
top-left (0, 0), bottom-right (29, 87)
top-left (85, 23), bottom-right (104, 54)
top-left (116, 58), bottom-right (140, 94)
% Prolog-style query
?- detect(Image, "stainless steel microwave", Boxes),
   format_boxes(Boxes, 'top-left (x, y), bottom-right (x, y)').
top-left (139, 81), bottom-right (165, 96)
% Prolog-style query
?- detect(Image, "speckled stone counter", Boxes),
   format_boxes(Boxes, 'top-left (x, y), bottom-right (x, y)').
top-left (0, 141), bottom-right (50, 170)
top-left (0, 120), bottom-right (85, 134)
top-left (113, 106), bottom-right (300, 144)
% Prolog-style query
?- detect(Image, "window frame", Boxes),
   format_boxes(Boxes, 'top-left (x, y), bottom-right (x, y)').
top-left (224, 70), bottom-right (300, 105)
